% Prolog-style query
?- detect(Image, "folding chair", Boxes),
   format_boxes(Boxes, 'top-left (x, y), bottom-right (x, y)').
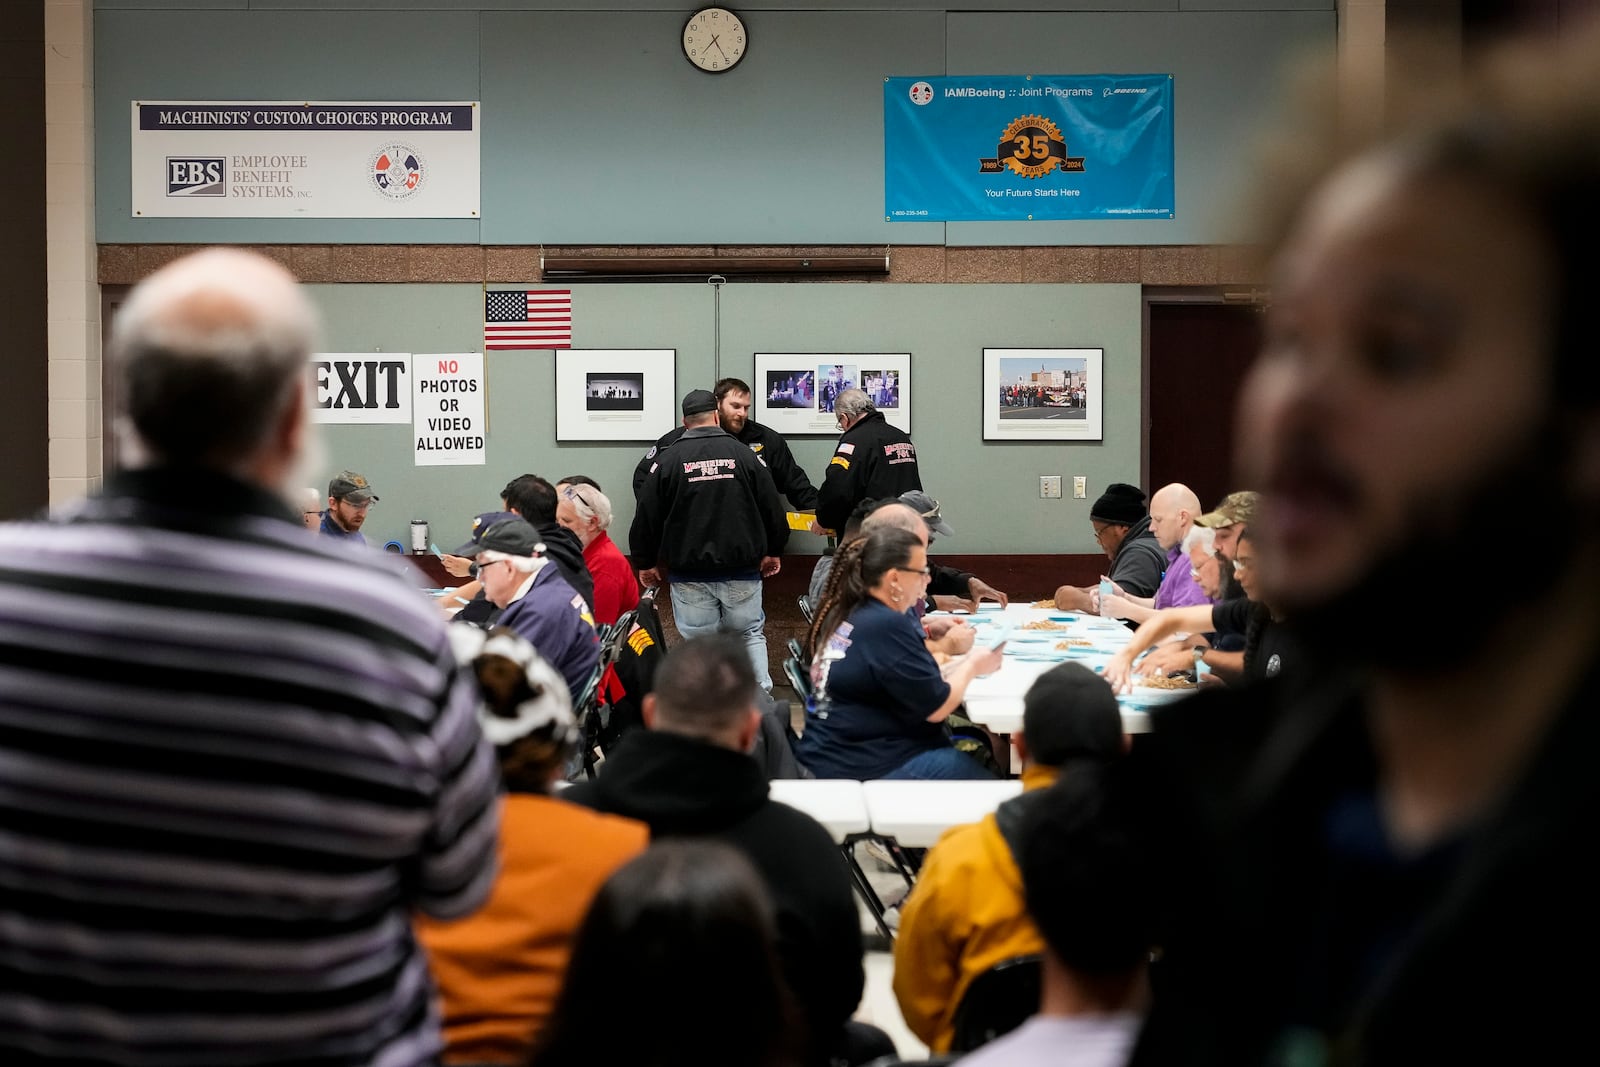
top-left (787, 636), bottom-right (805, 665)
top-left (797, 593), bottom-right (815, 624)
top-left (782, 656), bottom-right (813, 701)
top-left (948, 955), bottom-right (1043, 1053)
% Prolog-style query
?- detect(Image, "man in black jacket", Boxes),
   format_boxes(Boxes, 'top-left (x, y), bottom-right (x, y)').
top-left (566, 636), bottom-right (890, 1066)
top-left (815, 388), bottom-right (923, 534)
top-left (630, 389), bottom-right (789, 692)
top-left (631, 377), bottom-right (818, 511)
top-left (1129, 31), bottom-right (1600, 1067)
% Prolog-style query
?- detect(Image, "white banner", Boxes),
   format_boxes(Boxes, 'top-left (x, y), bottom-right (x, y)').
top-left (310, 353), bottom-right (412, 424)
top-left (132, 101), bottom-right (479, 218)
top-left (413, 353), bottom-right (485, 467)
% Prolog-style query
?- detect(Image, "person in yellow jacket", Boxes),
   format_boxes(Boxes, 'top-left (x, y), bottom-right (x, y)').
top-left (892, 662), bottom-right (1127, 1052)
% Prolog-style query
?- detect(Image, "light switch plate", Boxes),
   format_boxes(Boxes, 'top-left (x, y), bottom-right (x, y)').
top-left (1040, 475), bottom-right (1062, 499)
top-left (1073, 476), bottom-right (1087, 499)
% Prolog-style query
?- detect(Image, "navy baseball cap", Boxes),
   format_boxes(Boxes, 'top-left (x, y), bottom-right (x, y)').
top-left (452, 511), bottom-right (519, 556)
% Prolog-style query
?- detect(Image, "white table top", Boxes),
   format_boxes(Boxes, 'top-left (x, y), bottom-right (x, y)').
top-left (860, 779), bottom-right (1025, 848)
top-left (931, 602), bottom-right (1190, 734)
top-left (768, 778), bottom-right (871, 843)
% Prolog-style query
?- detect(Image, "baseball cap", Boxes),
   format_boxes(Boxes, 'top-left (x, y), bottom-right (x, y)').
top-left (898, 490), bottom-right (955, 538)
top-left (1196, 490), bottom-right (1260, 530)
top-left (1021, 662), bottom-right (1125, 766)
top-left (451, 511), bottom-right (520, 556)
top-left (327, 470), bottom-right (378, 505)
top-left (681, 389), bottom-right (717, 416)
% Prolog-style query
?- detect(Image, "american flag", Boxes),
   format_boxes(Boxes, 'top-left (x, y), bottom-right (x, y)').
top-left (483, 289), bottom-right (572, 350)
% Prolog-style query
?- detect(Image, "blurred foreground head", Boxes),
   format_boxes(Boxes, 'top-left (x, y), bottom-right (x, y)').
top-left (111, 248), bottom-right (321, 496)
top-left (1239, 24), bottom-right (1600, 663)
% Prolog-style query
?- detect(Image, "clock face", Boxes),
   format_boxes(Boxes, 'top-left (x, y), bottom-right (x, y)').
top-left (682, 7), bottom-right (747, 73)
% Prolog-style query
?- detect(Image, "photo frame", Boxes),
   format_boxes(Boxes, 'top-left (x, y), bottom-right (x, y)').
top-left (982, 348), bottom-right (1104, 441)
top-left (753, 352), bottom-right (911, 435)
top-left (554, 349), bottom-right (676, 441)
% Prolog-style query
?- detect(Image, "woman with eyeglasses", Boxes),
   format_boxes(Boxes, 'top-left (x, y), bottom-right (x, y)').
top-left (796, 527), bottom-right (1002, 780)
top-left (554, 481), bottom-right (638, 626)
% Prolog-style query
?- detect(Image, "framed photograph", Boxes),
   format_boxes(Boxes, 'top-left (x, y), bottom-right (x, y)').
top-left (555, 349), bottom-right (675, 441)
top-left (982, 348), bottom-right (1103, 441)
top-left (754, 352), bottom-right (911, 435)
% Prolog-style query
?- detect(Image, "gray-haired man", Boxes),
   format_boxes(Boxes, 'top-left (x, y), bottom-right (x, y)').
top-left (0, 249), bottom-right (499, 1066)
top-left (815, 387), bottom-right (923, 534)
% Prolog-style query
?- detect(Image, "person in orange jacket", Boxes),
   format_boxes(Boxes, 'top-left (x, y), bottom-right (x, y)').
top-left (416, 627), bottom-right (648, 1067)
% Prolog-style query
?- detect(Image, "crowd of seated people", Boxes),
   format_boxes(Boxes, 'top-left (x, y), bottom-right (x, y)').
top-left (10, 22), bottom-right (1598, 1066)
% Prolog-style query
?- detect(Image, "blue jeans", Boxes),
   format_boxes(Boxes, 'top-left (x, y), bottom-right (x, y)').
top-left (670, 578), bottom-right (772, 691)
top-left (883, 746), bottom-right (997, 780)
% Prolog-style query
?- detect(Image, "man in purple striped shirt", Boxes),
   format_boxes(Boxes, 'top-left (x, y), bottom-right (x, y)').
top-left (0, 249), bottom-right (499, 1067)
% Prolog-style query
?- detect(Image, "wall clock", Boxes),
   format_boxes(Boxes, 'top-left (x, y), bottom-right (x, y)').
top-left (682, 7), bottom-right (748, 73)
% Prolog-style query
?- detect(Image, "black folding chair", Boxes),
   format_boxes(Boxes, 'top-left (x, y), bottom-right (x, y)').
top-left (782, 656), bottom-right (813, 701)
top-left (948, 954), bottom-right (1043, 1053)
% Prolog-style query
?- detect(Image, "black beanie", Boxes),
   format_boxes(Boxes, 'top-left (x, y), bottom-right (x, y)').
top-left (1022, 662), bottom-right (1124, 765)
top-left (1090, 482), bottom-right (1147, 526)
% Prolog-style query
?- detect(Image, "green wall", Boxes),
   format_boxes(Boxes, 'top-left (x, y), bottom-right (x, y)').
top-left (96, 2), bottom-right (1333, 246)
top-left (308, 281), bottom-right (1141, 555)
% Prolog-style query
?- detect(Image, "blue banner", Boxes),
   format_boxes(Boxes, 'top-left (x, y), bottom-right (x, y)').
top-left (884, 75), bottom-right (1174, 222)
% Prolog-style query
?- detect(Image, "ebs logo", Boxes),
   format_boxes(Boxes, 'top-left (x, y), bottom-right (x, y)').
top-left (166, 157), bottom-right (226, 197)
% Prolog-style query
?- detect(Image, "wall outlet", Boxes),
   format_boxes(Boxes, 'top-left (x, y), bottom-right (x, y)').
top-left (1040, 475), bottom-right (1062, 499)
top-left (1073, 476), bottom-right (1087, 499)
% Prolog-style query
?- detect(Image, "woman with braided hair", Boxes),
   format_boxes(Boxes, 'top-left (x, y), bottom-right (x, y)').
top-left (795, 527), bottom-right (1002, 780)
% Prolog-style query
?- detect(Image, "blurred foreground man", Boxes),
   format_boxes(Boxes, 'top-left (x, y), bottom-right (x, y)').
top-left (1132, 29), bottom-right (1600, 1067)
top-left (0, 250), bottom-right (499, 1065)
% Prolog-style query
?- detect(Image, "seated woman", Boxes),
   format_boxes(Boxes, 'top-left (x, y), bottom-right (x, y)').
top-left (795, 527), bottom-right (1002, 780)
top-left (530, 840), bottom-right (801, 1067)
top-left (554, 481), bottom-right (639, 627)
top-left (415, 627), bottom-right (647, 1067)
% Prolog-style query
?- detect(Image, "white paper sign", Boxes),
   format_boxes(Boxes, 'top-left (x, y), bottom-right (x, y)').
top-left (413, 353), bottom-right (485, 467)
top-left (310, 353), bottom-right (412, 424)
top-left (131, 101), bottom-right (480, 218)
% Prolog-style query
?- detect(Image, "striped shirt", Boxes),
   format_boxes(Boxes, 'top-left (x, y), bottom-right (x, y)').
top-left (0, 469), bottom-right (500, 1066)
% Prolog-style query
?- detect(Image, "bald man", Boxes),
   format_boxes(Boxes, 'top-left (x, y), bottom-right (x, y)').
top-left (1098, 482), bottom-right (1213, 625)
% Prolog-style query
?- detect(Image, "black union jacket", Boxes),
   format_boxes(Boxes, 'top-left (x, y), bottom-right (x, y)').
top-left (814, 411), bottom-right (923, 534)
top-left (629, 425), bottom-right (789, 578)
top-left (632, 419), bottom-right (818, 511)
top-left (565, 730), bottom-right (865, 1059)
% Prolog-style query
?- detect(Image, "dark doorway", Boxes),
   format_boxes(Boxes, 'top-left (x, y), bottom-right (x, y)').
top-left (1144, 296), bottom-right (1264, 512)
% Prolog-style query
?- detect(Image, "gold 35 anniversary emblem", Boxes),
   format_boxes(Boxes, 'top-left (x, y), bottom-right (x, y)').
top-left (980, 115), bottom-right (1084, 178)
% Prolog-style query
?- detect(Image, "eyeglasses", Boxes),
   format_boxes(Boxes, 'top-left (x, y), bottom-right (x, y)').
top-left (1091, 523), bottom-right (1116, 541)
top-left (339, 499), bottom-right (373, 512)
top-left (1190, 555), bottom-right (1219, 580)
top-left (1233, 557), bottom-right (1253, 573)
top-left (893, 565), bottom-right (932, 578)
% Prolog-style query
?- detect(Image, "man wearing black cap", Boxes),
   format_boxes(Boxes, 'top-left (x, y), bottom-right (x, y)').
top-left (322, 469), bottom-right (378, 544)
top-left (456, 516), bottom-right (599, 704)
top-left (631, 377), bottom-right (818, 512)
top-left (892, 662), bottom-right (1127, 1053)
top-left (630, 389), bottom-right (789, 691)
top-left (1054, 482), bottom-right (1165, 613)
